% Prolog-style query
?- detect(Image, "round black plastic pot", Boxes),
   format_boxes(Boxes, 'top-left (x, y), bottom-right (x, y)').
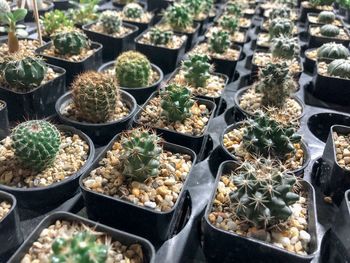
top-left (36, 41), bottom-right (103, 85)
top-left (0, 100), bottom-right (10, 140)
top-left (135, 29), bottom-right (187, 74)
top-left (133, 91), bottom-right (217, 154)
top-left (82, 22), bottom-right (139, 60)
top-left (147, 0), bottom-right (172, 12)
top-left (9, 211), bottom-right (156, 263)
top-left (0, 125), bottom-right (95, 219)
top-left (0, 64), bottom-right (66, 122)
top-left (308, 26), bottom-right (350, 48)
top-left (98, 61), bottom-right (164, 105)
top-left (55, 90), bottom-right (137, 145)
top-left (0, 191), bottom-right (23, 263)
top-left (53, 0), bottom-right (70, 10)
top-left (202, 161), bottom-right (319, 263)
top-left (79, 136), bottom-right (197, 245)
top-left (24, 1), bottom-right (54, 22)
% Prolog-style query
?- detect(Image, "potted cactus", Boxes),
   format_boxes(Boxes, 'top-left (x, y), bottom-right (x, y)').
top-left (0, 100), bottom-right (9, 140)
top-left (98, 51), bottom-right (163, 104)
top-left (9, 212), bottom-right (155, 262)
top-left (80, 127), bottom-right (196, 244)
top-left (0, 120), bottom-right (95, 215)
top-left (307, 11), bottom-right (342, 26)
top-left (308, 24), bottom-right (350, 48)
top-left (300, 0), bottom-right (334, 22)
top-left (219, 3), bottom-right (252, 29)
top-left (181, 0), bottom-right (209, 34)
top-left (67, 0), bottom-right (98, 28)
top-left (135, 27), bottom-right (188, 73)
top-left (82, 10), bottom-right (139, 60)
top-left (40, 9), bottom-right (74, 41)
top-left (119, 3), bottom-right (155, 34)
top-left (36, 27), bottom-right (102, 84)
top-left (21, 0), bottom-right (54, 22)
top-left (56, 71), bottom-right (137, 144)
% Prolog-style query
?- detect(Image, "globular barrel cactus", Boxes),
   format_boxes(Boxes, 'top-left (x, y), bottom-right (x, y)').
top-left (123, 3), bottom-right (144, 19)
top-left (52, 28), bottom-right (90, 56)
top-left (11, 120), bottom-right (61, 172)
top-left (317, 11), bottom-right (335, 24)
top-left (229, 159), bottom-right (299, 228)
top-left (327, 59), bottom-right (350, 79)
top-left (182, 54), bottom-right (211, 87)
top-left (72, 71), bottom-right (118, 123)
top-left (225, 3), bottom-right (242, 16)
top-left (2, 55), bottom-right (47, 89)
top-left (209, 31), bottom-right (231, 54)
top-left (115, 51), bottom-right (152, 88)
top-left (160, 83), bottom-right (194, 122)
top-left (317, 42), bottom-right (350, 60)
top-left (51, 231), bottom-right (108, 263)
top-left (99, 10), bottom-right (122, 34)
top-left (242, 112), bottom-right (301, 160)
top-left (149, 27), bottom-right (173, 46)
top-left (219, 15), bottom-right (238, 34)
top-left (164, 3), bottom-right (193, 32)
top-left (269, 18), bottom-right (294, 39)
top-left (269, 8), bottom-right (291, 19)
top-left (119, 128), bottom-right (162, 182)
top-left (320, 24), bottom-right (340, 37)
top-left (271, 36), bottom-right (298, 59)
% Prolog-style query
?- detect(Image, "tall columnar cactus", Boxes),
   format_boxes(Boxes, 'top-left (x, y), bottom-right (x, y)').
top-left (271, 36), bottom-right (298, 59)
top-left (269, 8), bottom-right (291, 19)
top-left (119, 128), bottom-right (162, 182)
top-left (256, 62), bottom-right (294, 108)
top-left (327, 59), bottom-right (350, 79)
top-left (160, 83), bottom-right (194, 122)
top-left (72, 71), bottom-right (118, 123)
top-left (225, 3), bottom-right (242, 16)
top-left (122, 3), bottom-right (144, 19)
top-left (149, 27), bottom-right (173, 46)
top-left (317, 11), bottom-right (335, 24)
top-left (51, 231), bottom-right (108, 263)
top-left (115, 51), bottom-right (152, 88)
top-left (182, 54), bottom-right (211, 87)
top-left (209, 31), bottom-right (231, 54)
top-left (269, 18), bottom-right (293, 39)
top-left (99, 10), bottom-right (122, 34)
top-left (229, 159), bottom-right (299, 228)
top-left (219, 15), bottom-right (238, 34)
top-left (52, 29), bottom-right (90, 55)
top-left (242, 113), bottom-right (301, 160)
top-left (320, 24), bottom-right (340, 37)
top-left (317, 42), bottom-right (350, 60)
top-left (11, 120), bottom-right (61, 171)
top-left (164, 3), bottom-right (193, 32)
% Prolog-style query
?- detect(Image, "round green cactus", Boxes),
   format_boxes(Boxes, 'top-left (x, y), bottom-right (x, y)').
top-left (269, 18), bottom-right (294, 39)
top-left (164, 3), bottom-right (193, 32)
top-left (122, 3), bottom-right (144, 19)
top-left (115, 51), bottom-right (152, 88)
top-left (52, 29), bottom-right (90, 55)
top-left (72, 71), bottom-right (118, 123)
top-left (317, 42), bottom-right (350, 60)
top-left (219, 15), bottom-right (238, 34)
top-left (99, 10), bottom-right (122, 34)
top-left (182, 54), bottom-right (211, 87)
top-left (271, 36), bottom-right (298, 59)
top-left (149, 27), bottom-right (173, 46)
top-left (320, 24), bottom-right (340, 37)
top-left (11, 120), bottom-right (61, 171)
top-left (209, 31), bottom-right (231, 54)
top-left (327, 59), bottom-right (350, 79)
top-left (120, 128), bottom-right (162, 182)
top-left (269, 8), bottom-right (291, 20)
top-left (317, 11), bottom-right (335, 24)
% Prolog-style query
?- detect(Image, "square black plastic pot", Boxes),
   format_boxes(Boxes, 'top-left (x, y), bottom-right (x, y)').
top-left (36, 41), bottom-right (103, 85)
top-left (202, 161), bottom-right (319, 263)
top-left (0, 100), bottom-right (10, 140)
top-left (170, 22), bottom-right (200, 52)
top-left (24, 1), bottom-right (54, 22)
top-left (8, 212), bottom-right (156, 263)
top-left (308, 26), bottom-right (350, 48)
top-left (82, 22), bottom-right (139, 60)
top-left (304, 48), bottom-right (317, 73)
top-left (135, 30), bottom-right (187, 74)
top-left (79, 136), bottom-right (197, 246)
top-left (147, 0), bottom-right (172, 12)
top-left (53, 0), bottom-right (70, 10)
top-left (0, 191), bottom-right (23, 263)
top-left (123, 15), bottom-right (155, 35)
top-left (299, 3), bottom-right (322, 22)
top-left (133, 91), bottom-right (217, 154)
top-left (0, 64), bottom-right (66, 122)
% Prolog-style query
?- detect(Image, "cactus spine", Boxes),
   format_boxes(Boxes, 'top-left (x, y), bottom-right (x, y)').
top-left (269, 18), bottom-right (293, 39)
top-left (99, 10), bottom-right (122, 34)
top-left (209, 31), bottom-right (231, 54)
top-left (122, 3), bottom-right (144, 19)
top-left (164, 3), bottom-right (193, 32)
top-left (271, 36), bottom-right (298, 59)
top-left (52, 29), bottom-right (90, 55)
top-left (182, 54), bottom-right (211, 87)
top-left (149, 28), bottom-right (173, 46)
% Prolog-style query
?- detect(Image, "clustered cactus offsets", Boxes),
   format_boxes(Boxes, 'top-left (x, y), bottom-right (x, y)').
top-left (52, 28), bottom-right (90, 56)
top-left (164, 3), bottom-right (194, 32)
top-left (123, 3), bottom-right (144, 19)
top-left (149, 27), bottom-right (173, 46)
top-left (99, 10), bottom-right (122, 34)
top-left (209, 31), bottom-right (231, 54)
top-left (269, 18), bottom-right (294, 39)
top-left (317, 42), bottom-right (350, 60)
top-left (271, 36), bottom-right (298, 59)
top-left (182, 54), bottom-right (211, 87)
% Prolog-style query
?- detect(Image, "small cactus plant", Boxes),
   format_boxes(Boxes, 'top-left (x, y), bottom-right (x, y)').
top-left (119, 128), bottom-right (162, 182)
top-left (225, 3), bottom-right (242, 16)
top-left (271, 36), bottom-right (298, 59)
top-left (11, 120), bottom-right (61, 171)
top-left (115, 51), bottom-right (152, 88)
top-left (269, 18), bottom-right (294, 39)
top-left (160, 83), bottom-right (194, 122)
top-left (327, 59), bottom-right (350, 79)
top-left (269, 8), bottom-right (291, 19)
top-left (72, 71), bottom-right (118, 123)
top-left (182, 54), bottom-right (211, 87)
top-left (317, 11), bottom-right (335, 24)
top-left (51, 231), bottom-right (108, 263)
top-left (149, 27), bottom-right (173, 46)
top-left (320, 24), bottom-right (340, 37)
top-left (52, 28), bottom-right (90, 56)
top-left (122, 3), bottom-right (144, 19)
top-left (99, 10), bottom-right (122, 34)
top-left (317, 42), bottom-right (350, 60)
top-left (209, 31), bottom-right (231, 54)
top-left (164, 3), bottom-right (193, 32)
top-left (41, 10), bottom-right (74, 37)
top-left (182, 0), bottom-right (205, 18)
top-left (219, 15), bottom-right (238, 34)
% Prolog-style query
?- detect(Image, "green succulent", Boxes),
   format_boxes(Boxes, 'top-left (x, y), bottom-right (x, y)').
top-left (209, 31), bottom-right (231, 54)
top-left (327, 59), bottom-right (350, 79)
top-left (149, 27), bottom-right (173, 46)
top-left (164, 3), bottom-right (193, 32)
top-left (317, 42), bottom-right (350, 60)
top-left (271, 36), bottom-right (298, 59)
top-left (41, 10), bottom-right (74, 37)
top-left (269, 8), bottom-right (291, 19)
top-left (68, 0), bottom-right (99, 26)
top-left (99, 10), bottom-right (122, 34)
top-left (219, 15), bottom-right (239, 34)
top-left (225, 3), bottom-right (242, 16)
top-left (320, 24), bottom-right (340, 37)
top-left (309, 0), bottom-right (334, 7)
top-left (181, 0), bottom-right (205, 18)
top-left (52, 29), bottom-right (90, 55)
top-left (123, 3), bottom-right (144, 19)
top-left (269, 18), bottom-right (294, 39)
top-left (317, 11), bottom-right (336, 24)
top-left (182, 54), bottom-right (211, 87)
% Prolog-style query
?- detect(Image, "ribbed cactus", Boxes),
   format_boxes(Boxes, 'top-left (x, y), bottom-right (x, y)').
top-left (160, 83), bottom-right (194, 122)
top-left (115, 51), bottom-right (152, 88)
top-left (269, 8), bottom-right (291, 19)
top-left (229, 159), bottom-right (299, 228)
top-left (52, 29), bottom-right (90, 55)
top-left (51, 231), bottom-right (108, 263)
top-left (119, 128), bottom-right (162, 182)
top-left (327, 59), bottom-right (350, 79)
top-left (182, 54), bottom-right (211, 87)
top-left (72, 71), bottom-right (118, 123)
top-left (11, 120), bottom-right (61, 171)
top-left (219, 15), bottom-right (238, 33)
top-left (271, 36), bottom-right (298, 59)
top-left (122, 3), bottom-right (144, 19)
top-left (0, 0), bottom-right (10, 13)
top-left (317, 11), bottom-right (335, 24)
top-left (269, 18), bottom-right (293, 39)
top-left (242, 113), bottom-right (301, 160)
top-left (149, 28), bottom-right (173, 46)
top-left (225, 3), bottom-right (242, 16)
top-left (99, 10), bottom-right (122, 34)
top-left (209, 31), bottom-right (231, 54)
top-left (164, 3), bottom-right (193, 32)
top-left (320, 24), bottom-right (340, 37)
top-left (317, 42), bottom-right (350, 60)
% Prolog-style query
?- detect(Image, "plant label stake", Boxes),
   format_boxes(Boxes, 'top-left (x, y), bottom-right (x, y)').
top-left (32, 0), bottom-right (42, 45)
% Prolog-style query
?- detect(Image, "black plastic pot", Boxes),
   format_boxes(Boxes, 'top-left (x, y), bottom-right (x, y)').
top-left (202, 160), bottom-right (319, 263)
top-left (0, 191), bottom-right (23, 263)
top-left (24, 1), bottom-right (54, 22)
top-left (53, 0), bottom-right (70, 10)
top-left (123, 15), bottom-right (155, 35)
top-left (79, 135), bottom-right (196, 245)
top-left (308, 26), bottom-right (350, 48)
top-left (98, 61), bottom-right (164, 105)
top-left (0, 125), bottom-right (95, 219)
top-left (306, 12), bottom-right (342, 27)
top-left (165, 21), bottom-right (200, 52)
top-left (55, 90), bottom-right (137, 145)
top-left (133, 91), bottom-right (217, 154)
top-left (299, 2), bottom-right (324, 22)
top-left (0, 100), bottom-right (10, 140)
top-left (147, 0), bottom-right (172, 12)
top-left (36, 41), bottom-right (103, 85)
top-left (9, 212), bottom-right (156, 263)
top-left (304, 48), bottom-right (317, 73)
top-left (194, 16), bottom-right (209, 36)
top-left (135, 29), bottom-right (187, 74)
top-left (82, 22), bottom-right (139, 60)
